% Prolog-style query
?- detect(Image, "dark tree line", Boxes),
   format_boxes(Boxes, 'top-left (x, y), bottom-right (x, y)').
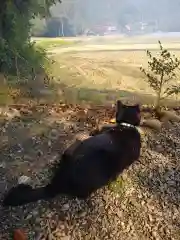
top-left (32, 0), bottom-right (180, 37)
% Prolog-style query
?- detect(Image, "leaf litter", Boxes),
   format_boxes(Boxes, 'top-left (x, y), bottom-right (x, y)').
top-left (0, 102), bottom-right (179, 239)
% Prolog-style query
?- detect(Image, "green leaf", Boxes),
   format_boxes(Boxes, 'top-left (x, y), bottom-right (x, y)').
top-left (140, 41), bottom-right (180, 108)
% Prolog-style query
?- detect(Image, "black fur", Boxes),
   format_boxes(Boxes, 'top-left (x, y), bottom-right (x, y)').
top-left (2, 101), bottom-right (141, 207)
top-left (116, 100), bottom-right (140, 126)
top-left (90, 101), bottom-right (140, 136)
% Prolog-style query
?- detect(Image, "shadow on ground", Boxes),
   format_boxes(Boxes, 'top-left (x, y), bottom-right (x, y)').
top-left (55, 82), bottom-right (180, 108)
top-left (0, 101), bottom-right (117, 239)
top-left (0, 105), bottom-right (79, 238)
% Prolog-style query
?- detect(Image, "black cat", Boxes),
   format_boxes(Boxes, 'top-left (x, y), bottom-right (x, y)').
top-left (90, 100), bottom-right (141, 136)
top-left (2, 101), bottom-right (141, 207)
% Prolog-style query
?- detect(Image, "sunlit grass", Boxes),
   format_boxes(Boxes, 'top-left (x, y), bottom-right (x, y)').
top-left (34, 38), bottom-right (82, 49)
top-left (51, 50), bottom-right (180, 106)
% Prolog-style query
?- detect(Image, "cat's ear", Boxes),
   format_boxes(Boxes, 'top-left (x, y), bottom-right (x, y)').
top-left (134, 104), bottom-right (140, 110)
top-left (116, 100), bottom-right (123, 111)
top-left (116, 100), bottom-right (124, 122)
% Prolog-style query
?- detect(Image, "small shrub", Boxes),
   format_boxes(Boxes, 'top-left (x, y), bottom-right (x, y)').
top-left (140, 41), bottom-right (180, 109)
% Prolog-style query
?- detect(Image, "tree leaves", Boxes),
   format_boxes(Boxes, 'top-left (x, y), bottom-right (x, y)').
top-left (140, 41), bottom-right (180, 108)
top-left (164, 85), bottom-right (180, 98)
top-left (0, 0), bottom-right (60, 76)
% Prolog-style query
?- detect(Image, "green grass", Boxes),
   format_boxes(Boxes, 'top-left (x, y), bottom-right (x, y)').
top-left (34, 38), bottom-right (82, 49)
top-left (109, 175), bottom-right (133, 196)
top-left (0, 87), bottom-right (14, 105)
top-left (0, 75), bottom-right (19, 105)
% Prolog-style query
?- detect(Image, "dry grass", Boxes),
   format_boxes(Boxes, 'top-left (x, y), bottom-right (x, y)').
top-left (52, 50), bottom-right (180, 106)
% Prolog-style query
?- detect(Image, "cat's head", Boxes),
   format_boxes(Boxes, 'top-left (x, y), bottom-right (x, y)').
top-left (115, 100), bottom-right (141, 126)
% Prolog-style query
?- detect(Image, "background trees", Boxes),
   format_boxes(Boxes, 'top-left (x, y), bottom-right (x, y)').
top-left (30, 0), bottom-right (180, 37)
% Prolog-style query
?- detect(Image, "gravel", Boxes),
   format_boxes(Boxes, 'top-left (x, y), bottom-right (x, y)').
top-left (0, 106), bottom-right (180, 239)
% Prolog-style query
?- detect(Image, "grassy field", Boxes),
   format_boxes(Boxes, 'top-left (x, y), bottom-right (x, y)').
top-left (33, 37), bottom-right (82, 49)
top-left (1, 36), bottom-right (180, 107)
top-left (51, 49), bottom-right (180, 106)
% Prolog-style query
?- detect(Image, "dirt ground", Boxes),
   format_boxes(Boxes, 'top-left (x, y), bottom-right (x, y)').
top-left (0, 102), bottom-right (115, 239)
top-left (0, 103), bottom-right (180, 240)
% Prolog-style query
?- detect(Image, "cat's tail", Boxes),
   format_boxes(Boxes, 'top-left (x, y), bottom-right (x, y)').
top-left (2, 183), bottom-right (56, 207)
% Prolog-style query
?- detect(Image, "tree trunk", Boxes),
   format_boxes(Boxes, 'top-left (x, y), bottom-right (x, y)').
top-left (155, 91), bottom-right (161, 110)
top-left (155, 74), bottom-right (164, 110)
top-left (61, 19), bottom-right (64, 36)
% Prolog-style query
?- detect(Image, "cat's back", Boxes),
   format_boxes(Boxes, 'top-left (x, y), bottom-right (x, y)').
top-left (73, 126), bottom-right (141, 156)
top-left (74, 131), bottom-right (114, 154)
top-left (115, 125), bottom-right (141, 142)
